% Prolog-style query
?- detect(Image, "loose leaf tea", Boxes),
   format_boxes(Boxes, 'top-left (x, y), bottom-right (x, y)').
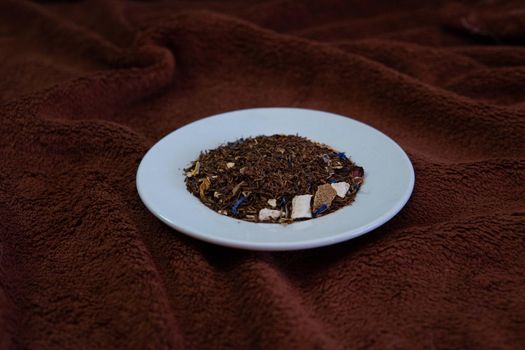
top-left (184, 135), bottom-right (364, 224)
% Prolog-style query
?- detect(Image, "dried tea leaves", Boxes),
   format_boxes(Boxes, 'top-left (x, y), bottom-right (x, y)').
top-left (184, 134), bottom-right (364, 224)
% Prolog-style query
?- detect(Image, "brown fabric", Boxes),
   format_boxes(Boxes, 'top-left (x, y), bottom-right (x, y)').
top-left (1, 0), bottom-right (525, 349)
top-left (442, 0), bottom-right (525, 42)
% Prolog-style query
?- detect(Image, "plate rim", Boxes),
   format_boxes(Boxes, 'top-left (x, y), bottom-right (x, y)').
top-left (136, 107), bottom-right (415, 251)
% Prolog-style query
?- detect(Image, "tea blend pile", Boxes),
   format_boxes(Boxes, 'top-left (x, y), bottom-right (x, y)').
top-left (184, 135), bottom-right (364, 223)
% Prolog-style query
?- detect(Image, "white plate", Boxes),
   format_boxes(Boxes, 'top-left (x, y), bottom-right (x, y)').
top-left (137, 108), bottom-right (414, 251)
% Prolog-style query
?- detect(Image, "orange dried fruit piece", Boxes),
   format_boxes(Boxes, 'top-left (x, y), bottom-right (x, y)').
top-left (313, 184), bottom-right (336, 210)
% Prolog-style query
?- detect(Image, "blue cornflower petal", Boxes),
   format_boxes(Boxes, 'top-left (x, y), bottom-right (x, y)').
top-left (336, 152), bottom-right (347, 160)
top-left (313, 204), bottom-right (328, 216)
top-left (231, 196), bottom-right (247, 216)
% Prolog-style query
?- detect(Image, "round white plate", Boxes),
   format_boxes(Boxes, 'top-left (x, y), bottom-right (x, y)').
top-left (137, 108), bottom-right (414, 251)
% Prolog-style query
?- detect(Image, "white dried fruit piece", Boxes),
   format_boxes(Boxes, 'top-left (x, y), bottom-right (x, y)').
top-left (291, 194), bottom-right (312, 220)
top-left (258, 208), bottom-right (281, 221)
top-left (226, 162), bottom-right (235, 168)
top-left (331, 182), bottom-right (350, 198)
top-left (313, 184), bottom-right (336, 210)
top-left (267, 199), bottom-right (277, 208)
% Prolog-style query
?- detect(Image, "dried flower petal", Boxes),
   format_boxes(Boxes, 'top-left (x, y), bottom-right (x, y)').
top-left (186, 161), bottom-right (200, 177)
top-left (199, 177), bottom-right (211, 199)
top-left (226, 162), bottom-right (235, 168)
top-left (351, 166), bottom-right (364, 178)
top-left (313, 204), bottom-right (328, 216)
top-left (336, 152), bottom-right (348, 160)
top-left (231, 196), bottom-right (247, 216)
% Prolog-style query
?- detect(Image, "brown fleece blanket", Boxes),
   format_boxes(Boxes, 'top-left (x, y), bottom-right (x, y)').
top-left (1, 1), bottom-right (525, 349)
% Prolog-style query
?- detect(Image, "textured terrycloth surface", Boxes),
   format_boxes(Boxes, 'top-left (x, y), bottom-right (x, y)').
top-left (1, 1), bottom-right (525, 349)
